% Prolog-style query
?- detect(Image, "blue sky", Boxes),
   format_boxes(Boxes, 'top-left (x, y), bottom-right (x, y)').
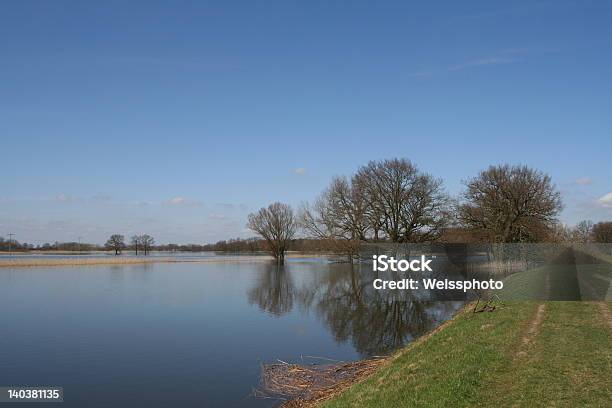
top-left (1, 0), bottom-right (611, 245)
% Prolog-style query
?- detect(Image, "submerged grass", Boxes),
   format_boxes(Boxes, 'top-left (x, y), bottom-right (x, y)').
top-left (0, 256), bottom-right (277, 268)
top-left (0, 252), bottom-right (326, 268)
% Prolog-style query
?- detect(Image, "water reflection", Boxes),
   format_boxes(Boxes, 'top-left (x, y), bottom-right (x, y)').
top-left (248, 262), bottom-right (462, 357)
top-left (247, 263), bottom-right (295, 316)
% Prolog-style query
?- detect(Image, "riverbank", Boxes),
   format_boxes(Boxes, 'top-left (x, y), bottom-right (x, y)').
top-left (0, 254), bottom-right (304, 268)
top-left (304, 300), bottom-right (611, 407)
top-left (0, 251), bottom-right (332, 268)
top-left (0, 257), bottom-right (263, 268)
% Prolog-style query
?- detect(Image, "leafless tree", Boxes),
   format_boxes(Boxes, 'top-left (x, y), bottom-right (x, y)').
top-left (247, 202), bottom-right (296, 262)
top-left (300, 176), bottom-right (367, 259)
top-left (592, 222), bottom-right (612, 243)
top-left (105, 234), bottom-right (126, 255)
top-left (355, 158), bottom-right (450, 242)
top-left (458, 164), bottom-right (563, 243)
top-left (140, 234), bottom-right (155, 255)
top-left (130, 235), bottom-right (141, 255)
top-left (573, 220), bottom-right (594, 243)
top-left (547, 223), bottom-right (573, 243)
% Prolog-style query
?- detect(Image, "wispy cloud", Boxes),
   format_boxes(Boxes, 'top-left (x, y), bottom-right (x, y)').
top-left (410, 49), bottom-right (527, 77)
top-left (293, 168), bottom-right (307, 175)
top-left (597, 192), bottom-right (612, 208)
top-left (575, 177), bottom-right (593, 186)
top-left (215, 202), bottom-right (248, 211)
top-left (208, 213), bottom-right (227, 220)
top-left (91, 194), bottom-right (112, 202)
top-left (456, 2), bottom-right (558, 20)
top-left (447, 57), bottom-right (517, 71)
top-left (215, 202), bottom-right (236, 209)
top-left (163, 197), bottom-right (202, 207)
top-left (166, 197), bottom-right (185, 205)
top-left (55, 193), bottom-right (76, 203)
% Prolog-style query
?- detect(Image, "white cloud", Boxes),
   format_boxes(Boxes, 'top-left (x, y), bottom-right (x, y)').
top-left (163, 197), bottom-right (202, 207)
top-left (575, 177), bottom-right (592, 186)
top-left (167, 197), bottom-right (185, 205)
top-left (597, 192), bottom-right (612, 208)
top-left (55, 193), bottom-right (75, 202)
top-left (208, 213), bottom-right (227, 220)
top-left (293, 168), bottom-right (307, 175)
top-left (215, 202), bottom-right (235, 209)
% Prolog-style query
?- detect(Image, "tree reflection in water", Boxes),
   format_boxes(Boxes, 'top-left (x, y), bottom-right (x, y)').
top-left (247, 262), bottom-right (462, 357)
top-left (247, 262), bottom-right (295, 316)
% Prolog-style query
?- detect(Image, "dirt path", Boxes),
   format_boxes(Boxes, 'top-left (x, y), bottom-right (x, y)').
top-left (515, 302), bottom-right (546, 359)
top-left (578, 273), bottom-right (612, 329)
top-left (593, 302), bottom-right (612, 329)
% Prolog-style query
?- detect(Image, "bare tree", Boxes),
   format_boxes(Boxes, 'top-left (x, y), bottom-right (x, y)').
top-left (458, 164), bottom-right (563, 243)
top-left (300, 177), bottom-right (368, 240)
top-left (247, 202), bottom-right (296, 262)
top-left (140, 234), bottom-right (155, 255)
top-left (300, 176), bottom-right (367, 259)
top-left (105, 234), bottom-right (126, 255)
top-left (592, 222), bottom-right (612, 243)
top-left (547, 223), bottom-right (573, 243)
top-left (355, 158), bottom-right (449, 242)
top-left (573, 220), bottom-right (594, 243)
top-left (130, 235), bottom-right (141, 255)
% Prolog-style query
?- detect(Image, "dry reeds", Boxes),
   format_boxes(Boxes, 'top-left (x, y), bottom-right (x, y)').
top-left (253, 357), bottom-right (387, 407)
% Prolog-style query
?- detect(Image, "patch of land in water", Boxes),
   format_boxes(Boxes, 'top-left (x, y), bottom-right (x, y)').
top-left (0, 253), bottom-right (321, 268)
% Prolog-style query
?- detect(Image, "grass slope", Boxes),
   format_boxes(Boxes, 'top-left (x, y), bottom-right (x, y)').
top-left (320, 301), bottom-right (611, 407)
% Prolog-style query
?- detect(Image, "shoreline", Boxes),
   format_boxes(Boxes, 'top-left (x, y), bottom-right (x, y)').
top-left (275, 302), bottom-right (473, 407)
top-left (0, 253), bottom-right (328, 268)
top-left (308, 299), bottom-right (611, 407)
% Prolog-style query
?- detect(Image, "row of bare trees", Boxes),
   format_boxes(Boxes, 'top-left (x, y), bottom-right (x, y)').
top-left (300, 159), bottom-right (450, 246)
top-left (247, 158), bottom-right (609, 262)
top-left (105, 234), bottom-right (155, 255)
top-left (553, 220), bottom-right (612, 244)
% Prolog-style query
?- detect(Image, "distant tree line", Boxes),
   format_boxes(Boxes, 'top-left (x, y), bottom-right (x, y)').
top-left (0, 238), bottom-right (98, 252)
top-left (1, 235), bottom-right (376, 255)
top-left (3, 159), bottom-right (611, 259)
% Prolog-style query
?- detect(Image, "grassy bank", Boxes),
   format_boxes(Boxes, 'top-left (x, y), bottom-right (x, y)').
top-left (318, 300), bottom-right (611, 407)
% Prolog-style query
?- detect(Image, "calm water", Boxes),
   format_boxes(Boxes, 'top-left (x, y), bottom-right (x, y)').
top-left (0, 257), bottom-right (462, 407)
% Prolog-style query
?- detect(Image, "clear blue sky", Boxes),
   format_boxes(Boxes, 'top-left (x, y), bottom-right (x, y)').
top-left (1, 0), bottom-right (611, 245)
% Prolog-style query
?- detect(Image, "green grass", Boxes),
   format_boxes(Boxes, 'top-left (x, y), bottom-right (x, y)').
top-left (575, 264), bottom-right (612, 300)
top-left (320, 301), bottom-right (611, 408)
top-left (499, 265), bottom-right (549, 299)
top-left (499, 263), bottom-right (583, 301)
top-left (481, 301), bottom-right (611, 407)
